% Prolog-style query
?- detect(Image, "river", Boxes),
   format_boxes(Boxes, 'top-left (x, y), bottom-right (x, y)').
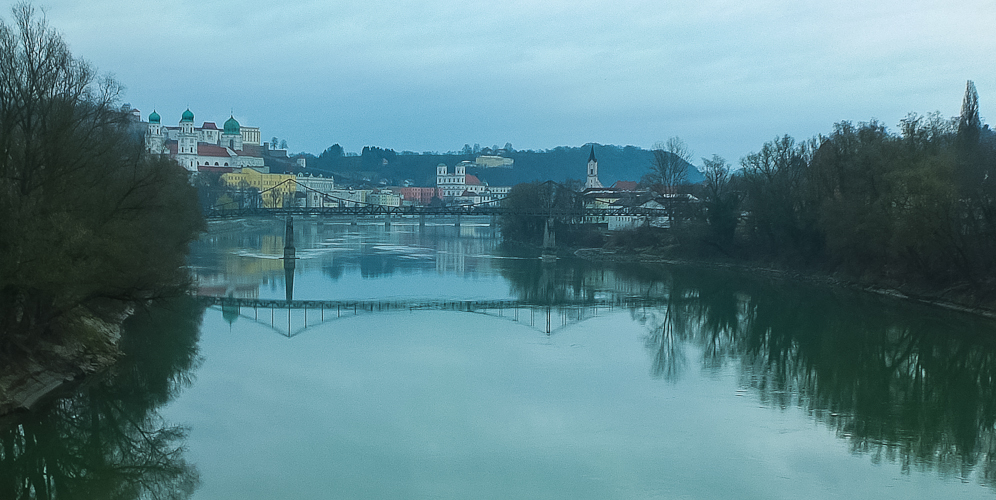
top-left (3, 218), bottom-right (996, 499)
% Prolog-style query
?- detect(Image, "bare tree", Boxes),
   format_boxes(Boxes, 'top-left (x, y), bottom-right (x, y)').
top-left (0, 3), bottom-right (203, 353)
top-left (649, 136), bottom-right (693, 226)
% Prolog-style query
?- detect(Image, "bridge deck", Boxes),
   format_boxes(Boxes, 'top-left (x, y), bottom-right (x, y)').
top-left (203, 205), bottom-right (668, 220)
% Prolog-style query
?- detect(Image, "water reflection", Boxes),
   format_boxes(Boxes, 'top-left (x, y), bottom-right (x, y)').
top-left (0, 298), bottom-right (205, 499)
top-left (629, 265), bottom-right (996, 486)
top-left (191, 219), bottom-right (501, 300)
top-left (192, 219), bottom-right (996, 489)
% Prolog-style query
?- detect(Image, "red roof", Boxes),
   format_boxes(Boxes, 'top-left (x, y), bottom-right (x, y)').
top-left (465, 174), bottom-right (482, 185)
top-left (196, 143), bottom-right (234, 157)
top-left (612, 181), bottom-right (638, 191)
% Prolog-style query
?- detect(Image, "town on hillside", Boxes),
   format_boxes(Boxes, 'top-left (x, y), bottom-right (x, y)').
top-left (136, 107), bottom-right (686, 229)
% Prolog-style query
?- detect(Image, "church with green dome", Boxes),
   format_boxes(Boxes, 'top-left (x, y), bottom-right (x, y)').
top-left (144, 109), bottom-right (264, 173)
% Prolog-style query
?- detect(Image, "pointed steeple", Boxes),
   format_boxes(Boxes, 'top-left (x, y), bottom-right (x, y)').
top-left (585, 144), bottom-right (602, 189)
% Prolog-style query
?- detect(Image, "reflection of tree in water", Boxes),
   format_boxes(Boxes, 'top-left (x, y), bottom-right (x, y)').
top-left (503, 257), bottom-right (996, 487)
top-left (498, 258), bottom-right (640, 305)
top-left (664, 267), bottom-right (996, 488)
top-left (0, 298), bottom-right (205, 499)
top-left (358, 252), bottom-right (396, 278)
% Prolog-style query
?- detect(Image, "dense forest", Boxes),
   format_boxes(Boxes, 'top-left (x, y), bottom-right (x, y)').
top-left (296, 143), bottom-right (703, 188)
top-left (625, 81), bottom-right (996, 300)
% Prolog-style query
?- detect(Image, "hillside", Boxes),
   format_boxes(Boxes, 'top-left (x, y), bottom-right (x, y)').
top-left (294, 144), bottom-right (704, 188)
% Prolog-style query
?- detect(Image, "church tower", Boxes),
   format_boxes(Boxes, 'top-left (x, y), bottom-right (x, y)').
top-left (585, 145), bottom-right (603, 189)
top-left (222, 115), bottom-right (243, 151)
top-left (177, 109), bottom-right (197, 172)
top-left (146, 110), bottom-right (165, 154)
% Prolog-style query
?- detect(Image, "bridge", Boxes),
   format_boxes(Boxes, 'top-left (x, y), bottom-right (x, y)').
top-left (200, 295), bottom-right (667, 338)
top-left (203, 203), bottom-right (668, 220)
top-left (204, 178), bottom-right (667, 221)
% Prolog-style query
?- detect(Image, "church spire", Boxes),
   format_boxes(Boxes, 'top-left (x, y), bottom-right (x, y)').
top-left (585, 144), bottom-right (602, 189)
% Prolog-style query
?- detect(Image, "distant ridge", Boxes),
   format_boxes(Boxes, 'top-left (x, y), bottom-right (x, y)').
top-left (297, 143), bottom-right (703, 188)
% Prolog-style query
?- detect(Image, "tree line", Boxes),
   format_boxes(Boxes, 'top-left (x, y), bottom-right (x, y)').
top-left (637, 81), bottom-right (996, 298)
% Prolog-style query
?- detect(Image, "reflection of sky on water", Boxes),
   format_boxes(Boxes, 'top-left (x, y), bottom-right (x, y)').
top-left (175, 219), bottom-right (996, 499)
top-left (165, 309), bottom-right (993, 500)
top-left (191, 219), bottom-right (514, 301)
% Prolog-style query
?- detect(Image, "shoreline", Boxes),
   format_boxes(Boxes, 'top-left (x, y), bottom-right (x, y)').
top-left (0, 310), bottom-right (125, 420)
top-left (574, 247), bottom-right (996, 320)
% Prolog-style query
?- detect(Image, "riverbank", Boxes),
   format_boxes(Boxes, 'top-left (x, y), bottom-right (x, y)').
top-left (574, 247), bottom-right (996, 320)
top-left (0, 309), bottom-right (126, 418)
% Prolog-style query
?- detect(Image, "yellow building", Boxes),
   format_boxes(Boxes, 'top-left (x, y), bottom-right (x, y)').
top-left (222, 168), bottom-right (297, 208)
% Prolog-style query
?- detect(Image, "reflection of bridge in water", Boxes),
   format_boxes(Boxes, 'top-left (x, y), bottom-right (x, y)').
top-left (200, 296), bottom-right (666, 338)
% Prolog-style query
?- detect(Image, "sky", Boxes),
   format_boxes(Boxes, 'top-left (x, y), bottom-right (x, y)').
top-left (17, 0), bottom-right (996, 166)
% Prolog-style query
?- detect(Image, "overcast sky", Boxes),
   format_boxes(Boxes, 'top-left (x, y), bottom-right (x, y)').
top-left (22, 0), bottom-right (996, 166)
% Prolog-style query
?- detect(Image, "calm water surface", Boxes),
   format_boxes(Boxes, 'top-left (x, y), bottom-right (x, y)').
top-left (5, 218), bottom-right (996, 499)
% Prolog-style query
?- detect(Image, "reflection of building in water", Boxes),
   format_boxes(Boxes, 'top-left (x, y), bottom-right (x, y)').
top-left (435, 239), bottom-right (467, 275)
top-left (194, 234), bottom-right (290, 299)
top-left (434, 229), bottom-right (496, 276)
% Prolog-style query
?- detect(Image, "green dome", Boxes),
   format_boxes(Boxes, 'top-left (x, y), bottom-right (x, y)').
top-left (148, 110), bottom-right (160, 124)
top-left (223, 115), bottom-right (240, 134)
top-left (180, 108), bottom-right (194, 123)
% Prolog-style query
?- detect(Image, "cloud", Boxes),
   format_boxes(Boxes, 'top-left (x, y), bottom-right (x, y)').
top-left (25, 0), bottom-right (996, 164)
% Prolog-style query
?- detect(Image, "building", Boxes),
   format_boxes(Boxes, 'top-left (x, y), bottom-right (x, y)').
top-left (585, 145), bottom-right (603, 189)
top-left (296, 173), bottom-right (335, 207)
top-left (367, 189), bottom-right (402, 207)
top-left (474, 155), bottom-right (514, 168)
top-left (400, 186), bottom-right (440, 205)
top-left (221, 168), bottom-right (296, 208)
top-left (436, 163), bottom-right (511, 202)
top-left (145, 109), bottom-right (265, 173)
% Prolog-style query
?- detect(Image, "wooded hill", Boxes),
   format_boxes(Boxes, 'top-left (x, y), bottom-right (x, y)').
top-left (293, 144), bottom-right (704, 188)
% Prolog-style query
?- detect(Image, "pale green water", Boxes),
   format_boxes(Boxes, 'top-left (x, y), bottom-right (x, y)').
top-left (4, 218), bottom-right (996, 499)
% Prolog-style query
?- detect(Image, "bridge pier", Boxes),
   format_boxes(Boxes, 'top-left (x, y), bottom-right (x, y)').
top-left (455, 213), bottom-right (461, 227)
top-left (351, 214), bottom-right (358, 225)
top-left (283, 216), bottom-right (296, 265)
top-left (384, 214), bottom-right (392, 228)
top-left (283, 216), bottom-right (296, 301)
top-left (419, 212), bottom-right (426, 227)
top-left (541, 217), bottom-right (556, 260)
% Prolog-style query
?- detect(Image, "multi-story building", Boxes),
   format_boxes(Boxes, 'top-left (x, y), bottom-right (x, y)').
top-left (366, 189), bottom-right (402, 207)
top-left (296, 173), bottom-right (335, 207)
top-left (399, 186), bottom-right (440, 205)
top-left (221, 168), bottom-right (296, 208)
top-left (436, 163), bottom-right (510, 202)
top-left (145, 109), bottom-right (265, 173)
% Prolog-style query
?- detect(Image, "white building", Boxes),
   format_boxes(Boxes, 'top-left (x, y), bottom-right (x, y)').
top-left (436, 163), bottom-right (510, 201)
top-left (145, 109), bottom-right (264, 173)
top-left (296, 173), bottom-right (335, 207)
top-left (475, 155), bottom-right (514, 168)
top-left (585, 145), bottom-right (603, 189)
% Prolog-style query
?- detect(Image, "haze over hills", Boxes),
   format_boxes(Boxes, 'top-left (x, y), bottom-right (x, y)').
top-left (294, 143), bottom-right (704, 188)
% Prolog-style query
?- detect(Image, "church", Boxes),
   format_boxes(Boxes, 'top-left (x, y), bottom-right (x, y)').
top-left (145, 109), bottom-right (264, 173)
